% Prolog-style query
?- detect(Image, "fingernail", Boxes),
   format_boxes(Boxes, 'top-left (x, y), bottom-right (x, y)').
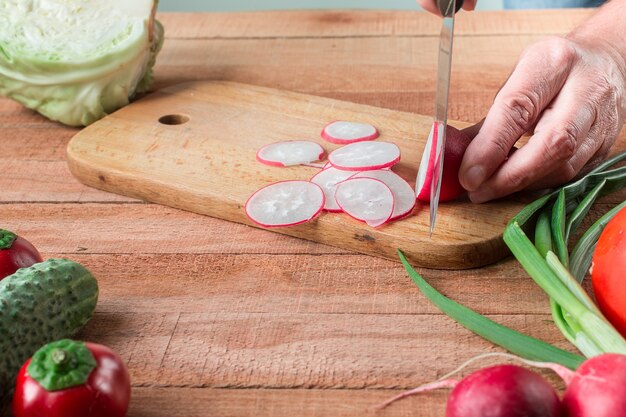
top-left (463, 166), bottom-right (486, 191)
top-left (469, 188), bottom-right (492, 204)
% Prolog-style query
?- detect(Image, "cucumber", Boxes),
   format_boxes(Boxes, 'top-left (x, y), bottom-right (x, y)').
top-left (0, 258), bottom-right (98, 396)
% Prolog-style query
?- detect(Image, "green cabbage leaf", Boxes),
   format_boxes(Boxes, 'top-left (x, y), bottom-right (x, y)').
top-left (0, 0), bottom-right (164, 126)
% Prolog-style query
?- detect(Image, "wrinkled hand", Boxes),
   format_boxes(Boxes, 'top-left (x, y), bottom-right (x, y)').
top-left (416, 0), bottom-right (477, 15)
top-left (460, 36), bottom-right (626, 202)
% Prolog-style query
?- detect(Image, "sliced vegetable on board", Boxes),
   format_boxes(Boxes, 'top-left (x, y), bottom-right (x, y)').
top-left (0, 0), bottom-right (164, 126)
top-left (310, 167), bottom-right (356, 212)
top-left (0, 228), bottom-right (43, 281)
top-left (321, 121), bottom-right (380, 144)
top-left (354, 170), bottom-right (416, 220)
top-left (328, 141), bottom-right (401, 171)
top-left (335, 177), bottom-right (395, 227)
top-left (256, 141), bottom-right (326, 167)
top-left (0, 259), bottom-right (99, 399)
top-left (13, 339), bottom-right (131, 417)
top-left (245, 180), bottom-right (325, 227)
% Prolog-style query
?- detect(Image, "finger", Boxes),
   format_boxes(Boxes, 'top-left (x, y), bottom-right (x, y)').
top-left (417, 1), bottom-right (443, 15)
top-left (468, 82), bottom-right (595, 203)
top-left (459, 37), bottom-right (577, 192)
top-left (529, 119), bottom-right (613, 190)
top-left (462, 0), bottom-right (478, 11)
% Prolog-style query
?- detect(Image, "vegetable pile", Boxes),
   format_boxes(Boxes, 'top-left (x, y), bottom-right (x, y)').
top-left (1, 228), bottom-right (130, 416)
top-left (245, 121), bottom-right (471, 228)
top-left (390, 150), bottom-right (626, 414)
top-left (0, 0), bottom-right (164, 126)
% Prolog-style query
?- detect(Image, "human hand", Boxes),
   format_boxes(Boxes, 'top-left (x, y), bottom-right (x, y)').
top-left (458, 36), bottom-right (626, 203)
top-left (416, 0), bottom-right (477, 15)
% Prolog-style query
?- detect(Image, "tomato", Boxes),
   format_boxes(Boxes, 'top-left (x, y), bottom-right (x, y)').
top-left (592, 206), bottom-right (626, 337)
top-left (0, 228), bottom-right (43, 280)
top-left (13, 340), bottom-right (131, 417)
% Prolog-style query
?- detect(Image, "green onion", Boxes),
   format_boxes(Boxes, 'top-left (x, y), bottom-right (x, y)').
top-left (398, 150), bottom-right (626, 366)
top-left (398, 250), bottom-right (584, 369)
top-left (570, 200), bottom-right (626, 282)
top-left (551, 190), bottom-right (569, 267)
top-left (565, 180), bottom-right (606, 243)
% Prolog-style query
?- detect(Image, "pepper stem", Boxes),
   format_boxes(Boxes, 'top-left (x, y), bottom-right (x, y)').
top-left (0, 229), bottom-right (17, 250)
top-left (27, 339), bottom-right (97, 391)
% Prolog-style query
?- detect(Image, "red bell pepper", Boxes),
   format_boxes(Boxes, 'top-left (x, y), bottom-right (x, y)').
top-left (0, 228), bottom-right (43, 281)
top-left (13, 339), bottom-right (131, 417)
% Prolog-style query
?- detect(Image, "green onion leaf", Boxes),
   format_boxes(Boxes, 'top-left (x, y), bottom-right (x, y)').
top-left (551, 190), bottom-right (569, 267)
top-left (570, 200), bottom-right (626, 282)
top-left (398, 249), bottom-right (584, 369)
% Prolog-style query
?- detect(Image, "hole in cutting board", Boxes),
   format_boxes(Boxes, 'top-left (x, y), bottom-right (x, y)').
top-left (158, 114), bottom-right (190, 125)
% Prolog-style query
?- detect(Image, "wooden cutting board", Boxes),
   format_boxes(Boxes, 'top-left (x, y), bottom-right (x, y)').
top-left (67, 81), bottom-right (524, 269)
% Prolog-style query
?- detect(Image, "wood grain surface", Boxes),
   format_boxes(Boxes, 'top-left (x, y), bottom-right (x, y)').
top-left (2, 8), bottom-right (625, 417)
top-left (67, 81), bottom-right (523, 269)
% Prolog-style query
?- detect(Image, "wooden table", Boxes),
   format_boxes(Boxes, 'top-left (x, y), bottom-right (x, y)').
top-left (2, 9), bottom-right (625, 417)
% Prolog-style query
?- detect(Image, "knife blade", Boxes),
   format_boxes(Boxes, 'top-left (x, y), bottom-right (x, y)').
top-left (416, 0), bottom-right (461, 235)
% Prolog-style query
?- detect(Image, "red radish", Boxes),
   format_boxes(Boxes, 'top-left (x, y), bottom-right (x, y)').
top-left (562, 353), bottom-right (626, 417)
top-left (13, 340), bottom-right (131, 417)
top-left (329, 141), bottom-right (401, 171)
top-left (416, 125), bottom-right (472, 203)
top-left (245, 181), bottom-right (325, 227)
top-left (1, 229), bottom-right (43, 281)
top-left (321, 121), bottom-right (379, 144)
top-left (446, 365), bottom-right (562, 417)
top-left (378, 353), bottom-right (570, 414)
top-left (335, 177), bottom-right (394, 227)
top-left (257, 141), bottom-right (326, 167)
top-left (354, 170), bottom-right (415, 220)
top-left (310, 167), bottom-right (356, 212)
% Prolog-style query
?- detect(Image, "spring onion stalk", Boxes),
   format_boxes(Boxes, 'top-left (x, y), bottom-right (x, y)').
top-left (534, 211), bottom-right (553, 257)
top-left (545, 252), bottom-right (599, 314)
top-left (570, 200), bottom-right (626, 282)
top-left (565, 180), bottom-right (606, 243)
top-left (399, 150), bottom-right (626, 366)
top-left (551, 190), bottom-right (569, 267)
top-left (397, 250), bottom-right (584, 369)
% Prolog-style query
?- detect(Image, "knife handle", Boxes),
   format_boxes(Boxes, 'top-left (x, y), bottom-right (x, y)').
top-left (436, 0), bottom-right (464, 15)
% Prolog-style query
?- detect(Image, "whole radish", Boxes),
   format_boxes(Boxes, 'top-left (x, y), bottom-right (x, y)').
top-left (0, 228), bottom-right (43, 281)
top-left (445, 364), bottom-right (562, 417)
top-left (562, 353), bottom-right (626, 417)
top-left (416, 125), bottom-right (472, 203)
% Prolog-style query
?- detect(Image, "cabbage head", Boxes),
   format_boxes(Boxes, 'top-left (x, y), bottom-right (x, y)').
top-left (0, 0), bottom-right (164, 126)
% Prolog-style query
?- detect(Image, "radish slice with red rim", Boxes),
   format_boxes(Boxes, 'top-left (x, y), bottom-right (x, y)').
top-left (310, 167), bottom-right (356, 212)
top-left (245, 181), bottom-right (325, 227)
top-left (354, 170), bottom-right (415, 220)
top-left (335, 177), bottom-right (395, 227)
top-left (322, 121), bottom-right (380, 144)
top-left (329, 141), bottom-right (401, 171)
top-left (257, 141), bottom-right (326, 167)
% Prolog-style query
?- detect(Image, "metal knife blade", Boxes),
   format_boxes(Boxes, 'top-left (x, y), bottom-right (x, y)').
top-left (416, 0), bottom-right (458, 235)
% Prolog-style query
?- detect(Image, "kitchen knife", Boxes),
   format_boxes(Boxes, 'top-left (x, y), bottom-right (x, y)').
top-left (416, 0), bottom-right (463, 235)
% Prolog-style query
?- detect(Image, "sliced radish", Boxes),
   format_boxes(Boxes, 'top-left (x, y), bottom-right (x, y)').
top-left (329, 141), bottom-right (401, 171)
top-left (257, 141), bottom-right (326, 167)
top-left (322, 121), bottom-right (380, 144)
top-left (310, 167), bottom-right (356, 212)
top-left (335, 177), bottom-right (395, 227)
top-left (245, 181), bottom-right (325, 227)
top-left (354, 170), bottom-right (415, 220)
